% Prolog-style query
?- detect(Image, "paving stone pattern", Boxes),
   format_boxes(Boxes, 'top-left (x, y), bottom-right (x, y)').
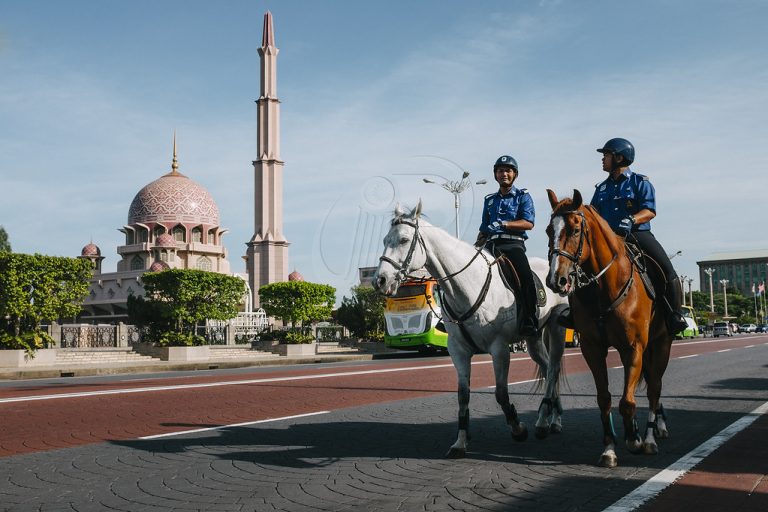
top-left (1, 345), bottom-right (765, 512)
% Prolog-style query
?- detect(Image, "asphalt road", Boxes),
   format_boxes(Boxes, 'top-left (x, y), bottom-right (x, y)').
top-left (0, 334), bottom-right (766, 511)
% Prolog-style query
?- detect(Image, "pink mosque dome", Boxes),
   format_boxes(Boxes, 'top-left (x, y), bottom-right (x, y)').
top-left (81, 243), bottom-right (101, 257)
top-left (288, 270), bottom-right (304, 282)
top-left (127, 170), bottom-right (220, 226)
top-left (155, 233), bottom-right (177, 248)
top-left (149, 261), bottom-right (170, 272)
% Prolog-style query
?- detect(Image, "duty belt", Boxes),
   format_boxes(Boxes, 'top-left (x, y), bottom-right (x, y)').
top-left (489, 234), bottom-right (525, 241)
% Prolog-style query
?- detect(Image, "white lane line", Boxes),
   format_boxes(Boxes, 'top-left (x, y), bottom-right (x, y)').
top-left (677, 354), bottom-right (699, 359)
top-left (0, 356), bottom-right (539, 404)
top-left (717, 349), bottom-right (732, 353)
top-left (602, 400), bottom-right (768, 512)
top-left (138, 411), bottom-right (330, 440)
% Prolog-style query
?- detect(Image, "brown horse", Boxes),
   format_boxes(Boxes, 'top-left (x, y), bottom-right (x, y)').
top-left (544, 189), bottom-right (672, 468)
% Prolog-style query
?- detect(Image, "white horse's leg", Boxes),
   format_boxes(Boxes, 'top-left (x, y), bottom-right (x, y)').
top-left (531, 320), bottom-right (566, 439)
top-left (447, 347), bottom-right (472, 458)
top-left (489, 341), bottom-right (528, 442)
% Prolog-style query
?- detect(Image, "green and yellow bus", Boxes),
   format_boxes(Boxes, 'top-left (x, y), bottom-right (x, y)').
top-left (384, 279), bottom-right (448, 352)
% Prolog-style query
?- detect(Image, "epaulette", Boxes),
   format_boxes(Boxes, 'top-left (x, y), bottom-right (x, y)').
top-left (635, 173), bottom-right (649, 181)
top-left (484, 193), bottom-right (495, 200)
top-left (595, 182), bottom-right (601, 188)
top-left (519, 188), bottom-right (528, 194)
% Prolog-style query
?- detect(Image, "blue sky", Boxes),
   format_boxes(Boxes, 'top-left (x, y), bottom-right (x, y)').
top-left (1, 0), bottom-right (767, 299)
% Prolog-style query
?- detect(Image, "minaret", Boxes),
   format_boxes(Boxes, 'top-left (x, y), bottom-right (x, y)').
top-left (245, 11), bottom-right (289, 308)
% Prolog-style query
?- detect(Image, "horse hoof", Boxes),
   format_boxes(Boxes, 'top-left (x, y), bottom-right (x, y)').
top-left (550, 423), bottom-right (562, 435)
top-left (643, 442), bottom-right (658, 455)
top-left (535, 427), bottom-right (549, 440)
top-left (626, 440), bottom-right (644, 455)
top-left (598, 454), bottom-right (618, 468)
top-left (657, 429), bottom-right (669, 439)
top-left (512, 424), bottom-right (528, 442)
top-left (446, 447), bottom-right (466, 459)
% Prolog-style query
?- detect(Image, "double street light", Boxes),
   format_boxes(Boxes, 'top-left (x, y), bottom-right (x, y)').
top-left (423, 171), bottom-right (486, 239)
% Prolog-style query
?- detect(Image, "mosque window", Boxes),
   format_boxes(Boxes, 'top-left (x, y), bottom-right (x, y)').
top-left (170, 252), bottom-right (175, 262)
top-left (160, 252), bottom-right (167, 262)
top-left (172, 225), bottom-right (186, 242)
top-left (192, 228), bottom-right (202, 243)
top-left (196, 256), bottom-right (212, 271)
top-left (154, 226), bottom-right (165, 239)
top-left (126, 231), bottom-right (135, 245)
top-left (208, 230), bottom-right (216, 244)
top-left (139, 229), bottom-right (149, 243)
top-left (130, 256), bottom-right (144, 270)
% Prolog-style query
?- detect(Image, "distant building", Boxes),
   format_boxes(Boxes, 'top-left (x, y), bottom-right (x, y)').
top-left (697, 250), bottom-right (768, 295)
top-left (358, 267), bottom-right (377, 287)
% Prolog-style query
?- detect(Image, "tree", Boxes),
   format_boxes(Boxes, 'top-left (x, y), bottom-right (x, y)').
top-left (336, 285), bottom-right (386, 339)
top-left (0, 226), bottom-right (10, 253)
top-left (0, 253), bottom-right (91, 351)
top-left (129, 269), bottom-right (245, 345)
top-left (258, 281), bottom-right (335, 327)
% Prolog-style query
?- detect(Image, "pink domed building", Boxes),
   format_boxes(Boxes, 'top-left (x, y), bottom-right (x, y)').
top-left (79, 138), bottom-right (232, 321)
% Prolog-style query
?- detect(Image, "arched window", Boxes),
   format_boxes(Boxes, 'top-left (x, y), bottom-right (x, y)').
top-left (208, 229), bottom-right (216, 244)
top-left (130, 256), bottom-right (144, 270)
top-left (172, 225), bottom-right (185, 242)
top-left (191, 228), bottom-right (202, 243)
top-left (126, 231), bottom-right (135, 245)
top-left (196, 256), bottom-right (212, 271)
top-left (138, 229), bottom-right (149, 243)
top-left (153, 226), bottom-right (165, 239)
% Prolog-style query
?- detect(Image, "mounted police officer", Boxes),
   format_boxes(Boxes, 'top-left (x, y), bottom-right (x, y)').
top-left (561, 138), bottom-right (687, 333)
top-left (476, 155), bottom-right (539, 336)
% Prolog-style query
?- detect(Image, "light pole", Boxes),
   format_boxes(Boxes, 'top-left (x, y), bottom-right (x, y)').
top-left (668, 250), bottom-right (682, 259)
top-left (423, 171), bottom-right (485, 239)
top-left (679, 275), bottom-right (687, 306)
top-left (704, 268), bottom-right (715, 313)
top-left (686, 277), bottom-right (694, 308)
top-left (720, 279), bottom-right (729, 318)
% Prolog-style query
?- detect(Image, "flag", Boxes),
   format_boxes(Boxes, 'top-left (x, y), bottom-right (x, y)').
top-left (760, 282), bottom-right (766, 296)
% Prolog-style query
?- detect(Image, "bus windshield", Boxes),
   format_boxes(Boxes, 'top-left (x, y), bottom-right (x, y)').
top-left (393, 284), bottom-right (427, 299)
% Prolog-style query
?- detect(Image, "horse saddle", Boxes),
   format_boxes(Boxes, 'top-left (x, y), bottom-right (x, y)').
top-left (625, 241), bottom-right (666, 300)
top-left (495, 255), bottom-right (547, 308)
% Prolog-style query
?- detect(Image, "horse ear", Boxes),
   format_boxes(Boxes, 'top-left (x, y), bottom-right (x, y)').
top-left (394, 202), bottom-right (405, 217)
top-left (572, 189), bottom-right (583, 208)
top-left (413, 199), bottom-right (423, 219)
top-left (546, 189), bottom-right (559, 209)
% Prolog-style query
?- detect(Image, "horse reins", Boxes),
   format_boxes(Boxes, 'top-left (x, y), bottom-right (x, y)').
top-left (550, 208), bottom-right (633, 314)
top-left (380, 217), bottom-right (499, 326)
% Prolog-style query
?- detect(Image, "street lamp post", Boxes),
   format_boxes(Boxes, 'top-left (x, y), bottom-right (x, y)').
top-left (720, 279), bottom-right (729, 318)
top-left (423, 171), bottom-right (485, 239)
top-left (686, 277), bottom-right (694, 308)
top-left (704, 268), bottom-right (715, 313)
top-left (679, 274), bottom-right (687, 306)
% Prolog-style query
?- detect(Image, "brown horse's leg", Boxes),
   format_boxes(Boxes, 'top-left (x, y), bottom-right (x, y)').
top-left (644, 333), bottom-right (673, 452)
top-left (618, 345), bottom-right (644, 454)
top-left (580, 341), bottom-right (617, 467)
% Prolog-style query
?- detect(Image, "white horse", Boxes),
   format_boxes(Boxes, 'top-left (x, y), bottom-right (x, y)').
top-left (373, 202), bottom-right (570, 457)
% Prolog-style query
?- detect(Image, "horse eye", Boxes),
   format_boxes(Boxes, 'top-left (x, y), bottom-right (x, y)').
top-left (399, 237), bottom-right (409, 245)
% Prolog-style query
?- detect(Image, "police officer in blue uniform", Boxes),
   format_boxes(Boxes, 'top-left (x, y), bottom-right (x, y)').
top-left (476, 155), bottom-right (538, 336)
top-left (587, 137), bottom-right (687, 333)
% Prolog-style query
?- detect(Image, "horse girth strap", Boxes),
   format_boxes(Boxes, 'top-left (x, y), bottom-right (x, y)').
top-left (439, 264), bottom-right (493, 324)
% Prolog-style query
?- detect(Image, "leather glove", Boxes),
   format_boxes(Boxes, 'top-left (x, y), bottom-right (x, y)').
top-left (489, 220), bottom-right (504, 233)
top-left (616, 216), bottom-right (634, 237)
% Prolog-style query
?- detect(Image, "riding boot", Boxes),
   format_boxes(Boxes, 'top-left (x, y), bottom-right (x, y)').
top-left (665, 278), bottom-right (688, 334)
top-left (519, 301), bottom-right (539, 337)
top-left (557, 307), bottom-right (575, 329)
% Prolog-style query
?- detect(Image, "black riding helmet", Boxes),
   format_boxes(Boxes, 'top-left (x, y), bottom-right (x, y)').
top-left (597, 138), bottom-right (634, 166)
top-left (494, 155), bottom-right (518, 173)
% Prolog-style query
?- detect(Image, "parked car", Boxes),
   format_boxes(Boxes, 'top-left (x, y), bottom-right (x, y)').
top-left (713, 321), bottom-right (733, 337)
top-left (740, 323), bottom-right (757, 333)
top-left (756, 324), bottom-right (768, 333)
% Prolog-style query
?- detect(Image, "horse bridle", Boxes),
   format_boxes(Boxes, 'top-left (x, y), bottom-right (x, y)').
top-left (379, 217), bottom-right (495, 324)
top-left (378, 218), bottom-right (427, 286)
top-left (549, 209), bottom-right (617, 290)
